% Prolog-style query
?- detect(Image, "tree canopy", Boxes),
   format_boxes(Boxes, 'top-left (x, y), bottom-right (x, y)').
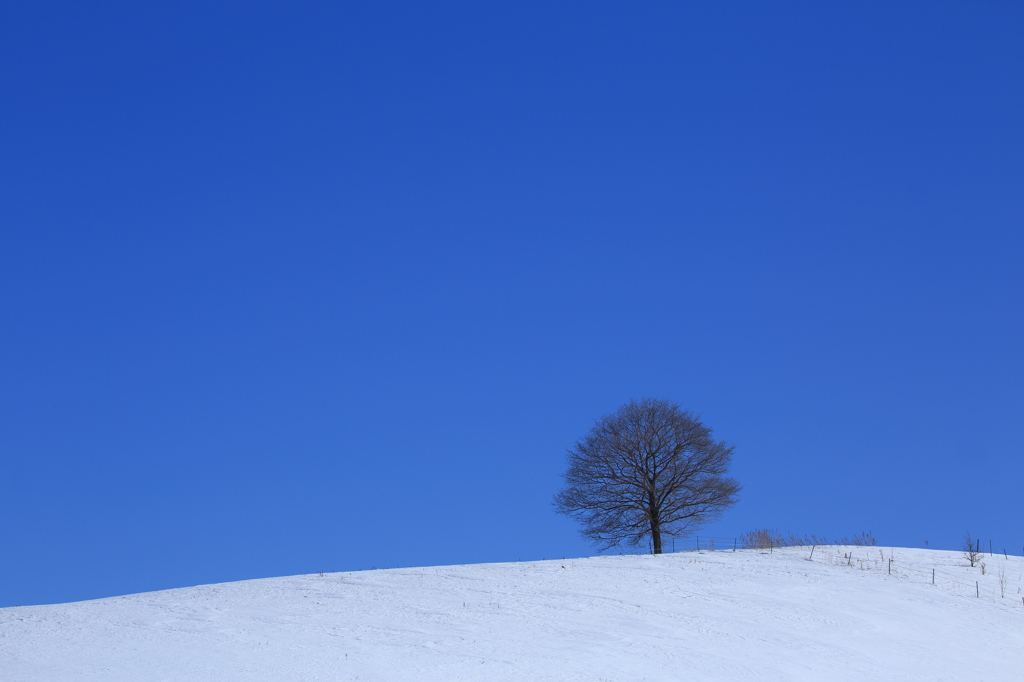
top-left (554, 398), bottom-right (740, 554)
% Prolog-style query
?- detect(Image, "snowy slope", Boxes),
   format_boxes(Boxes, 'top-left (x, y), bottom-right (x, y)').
top-left (3, 547), bottom-right (1023, 681)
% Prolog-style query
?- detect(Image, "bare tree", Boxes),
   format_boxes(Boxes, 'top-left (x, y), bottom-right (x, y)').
top-left (553, 398), bottom-right (740, 554)
top-left (963, 532), bottom-right (982, 567)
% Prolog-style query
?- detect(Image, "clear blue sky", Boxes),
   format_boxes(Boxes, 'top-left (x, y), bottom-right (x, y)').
top-left (2, 1), bottom-right (1022, 607)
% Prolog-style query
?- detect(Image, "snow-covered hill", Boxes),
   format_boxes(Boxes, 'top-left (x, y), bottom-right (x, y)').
top-left (3, 546), bottom-right (1022, 681)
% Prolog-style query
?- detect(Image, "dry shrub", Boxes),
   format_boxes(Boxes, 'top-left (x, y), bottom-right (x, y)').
top-left (740, 528), bottom-right (785, 549)
top-left (742, 529), bottom-right (878, 549)
top-left (786, 533), bottom-right (828, 547)
top-left (836, 531), bottom-right (877, 546)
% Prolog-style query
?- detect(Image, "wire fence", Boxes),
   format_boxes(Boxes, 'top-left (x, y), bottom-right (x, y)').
top-left (811, 545), bottom-right (1024, 605)
top-left (643, 535), bottom-right (745, 553)
top-left (654, 536), bottom-right (1024, 609)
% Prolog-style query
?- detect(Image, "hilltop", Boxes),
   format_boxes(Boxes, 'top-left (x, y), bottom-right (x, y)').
top-left (3, 546), bottom-right (1022, 681)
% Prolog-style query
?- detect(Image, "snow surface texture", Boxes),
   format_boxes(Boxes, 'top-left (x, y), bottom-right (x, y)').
top-left (3, 547), bottom-right (1023, 681)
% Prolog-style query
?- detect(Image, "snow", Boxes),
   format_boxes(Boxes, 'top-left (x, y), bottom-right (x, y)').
top-left (3, 546), bottom-right (1023, 681)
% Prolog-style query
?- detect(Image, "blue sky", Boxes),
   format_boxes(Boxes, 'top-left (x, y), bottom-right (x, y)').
top-left (2, 1), bottom-right (1022, 607)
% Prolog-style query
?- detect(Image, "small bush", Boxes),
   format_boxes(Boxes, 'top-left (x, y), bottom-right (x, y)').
top-left (836, 531), bottom-right (877, 546)
top-left (963, 532), bottom-right (982, 567)
top-left (740, 528), bottom-right (786, 549)
top-left (741, 529), bottom-right (878, 550)
top-left (786, 533), bottom-right (828, 547)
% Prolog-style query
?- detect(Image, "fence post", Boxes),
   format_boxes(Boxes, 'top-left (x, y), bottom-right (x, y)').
top-left (976, 581), bottom-right (979, 598)
top-left (733, 538), bottom-right (737, 552)
top-left (932, 569), bottom-right (935, 585)
top-left (888, 559), bottom-right (891, 575)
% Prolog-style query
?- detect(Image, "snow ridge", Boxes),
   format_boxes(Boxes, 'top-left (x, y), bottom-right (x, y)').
top-left (3, 547), bottom-right (1022, 681)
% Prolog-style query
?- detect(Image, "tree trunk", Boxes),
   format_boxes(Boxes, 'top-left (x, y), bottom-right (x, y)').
top-left (651, 520), bottom-right (662, 554)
